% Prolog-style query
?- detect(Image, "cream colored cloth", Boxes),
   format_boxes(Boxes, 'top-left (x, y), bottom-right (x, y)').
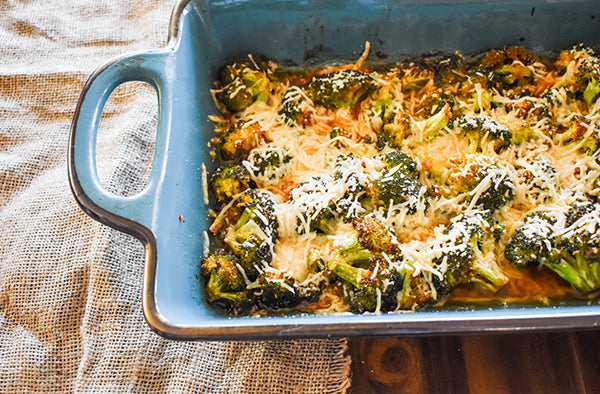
top-left (0, 1), bottom-right (351, 392)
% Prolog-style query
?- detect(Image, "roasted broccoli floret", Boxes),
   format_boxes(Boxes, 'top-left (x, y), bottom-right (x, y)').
top-left (381, 109), bottom-right (412, 148)
top-left (244, 144), bottom-right (293, 185)
top-left (214, 54), bottom-right (271, 113)
top-left (254, 269), bottom-right (324, 311)
top-left (556, 201), bottom-right (600, 293)
top-left (416, 92), bottom-right (457, 119)
top-left (504, 211), bottom-right (557, 268)
top-left (505, 98), bottom-right (550, 122)
top-left (255, 271), bottom-right (303, 311)
top-left (456, 116), bottom-right (512, 153)
top-left (278, 86), bottom-right (313, 127)
top-left (307, 69), bottom-right (379, 109)
top-left (223, 189), bottom-right (279, 281)
top-left (288, 175), bottom-right (338, 234)
top-left (201, 251), bottom-right (254, 315)
top-left (505, 201), bottom-right (600, 294)
top-left (210, 163), bottom-right (255, 202)
top-left (354, 215), bottom-right (399, 255)
top-left (480, 46), bottom-right (537, 89)
top-left (558, 116), bottom-right (599, 155)
top-left (368, 151), bottom-right (426, 213)
top-left (517, 154), bottom-right (559, 204)
top-left (220, 120), bottom-right (264, 161)
top-left (555, 45), bottom-right (600, 108)
top-left (431, 212), bottom-right (507, 295)
top-left (328, 239), bottom-right (403, 313)
top-left (332, 155), bottom-right (369, 219)
top-left (446, 154), bottom-right (516, 211)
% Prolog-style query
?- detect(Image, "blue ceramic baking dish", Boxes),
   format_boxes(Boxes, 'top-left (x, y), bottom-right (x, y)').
top-left (69, 0), bottom-right (600, 340)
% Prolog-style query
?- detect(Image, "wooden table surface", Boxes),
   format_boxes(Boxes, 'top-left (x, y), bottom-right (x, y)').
top-left (348, 330), bottom-right (600, 393)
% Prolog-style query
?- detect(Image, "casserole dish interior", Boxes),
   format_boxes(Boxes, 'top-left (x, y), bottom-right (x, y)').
top-left (69, 0), bottom-right (600, 339)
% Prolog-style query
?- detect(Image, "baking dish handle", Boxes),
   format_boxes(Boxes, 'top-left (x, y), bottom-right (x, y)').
top-left (69, 50), bottom-right (170, 232)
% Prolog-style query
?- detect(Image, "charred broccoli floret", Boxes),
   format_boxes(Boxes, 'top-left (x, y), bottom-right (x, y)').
top-left (244, 144), bottom-right (293, 185)
top-left (307, 69), bottom-right (379, 109)
top-left (445, 154), bottom-right (516, 211)
top-left (214, 54), bottom-right (271, 113)
top-left (368, 151), bottom-right (426, 213)
top-left (416, 92), bottom-right (457, 119)
top-left (210, 163), bottom-right (255, 202)
top-left (456, 116), bottom-right (512, 153)
top-left (555, 45), bottom-right (600, 108)
top-left (328, 239), bottom-right (403, 313)
top-left (505, 201), bottom-right (600, 294)
top-left (201, 251), bottom-right (254, 315)
top-left (558, 116), bottom-right (599, 155)
top-left (223, 189), bottom-right (279, 281)
top-left (354, 215), bottom-right (399, 255)
top-left (480, 46), bottom-right (537, 89)
top-left (255, 271), bottom-right (303, 311)
top-left (255, 269), bottom-right (324, 311)
top-left (432, 212), bottom-right (508, 296)
top-left (220, 120), bottom-right (264, 161)
top-left (381, 109), bottom-right (412, 148)
top-left (278, 86), bottom-right (313, 127)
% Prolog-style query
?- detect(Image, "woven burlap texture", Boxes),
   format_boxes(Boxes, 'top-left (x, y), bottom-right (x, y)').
top-left (0, 1), bottom-right (351, 392)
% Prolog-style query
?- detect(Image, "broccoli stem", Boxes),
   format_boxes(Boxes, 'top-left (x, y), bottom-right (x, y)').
top-left (331, 261), bottom-right (363, 288)
top-left (338, 241), bottom-right (372, 266)
top-left (549, 253), bottom-right (600, 294)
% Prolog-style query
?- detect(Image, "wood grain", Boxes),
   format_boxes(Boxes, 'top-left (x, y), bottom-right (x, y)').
top-left (349, 330), bottom-right (600, 394)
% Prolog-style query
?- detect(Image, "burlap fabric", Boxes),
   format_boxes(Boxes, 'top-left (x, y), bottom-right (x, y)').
top-left (0, 1), bottom-right (351, 392)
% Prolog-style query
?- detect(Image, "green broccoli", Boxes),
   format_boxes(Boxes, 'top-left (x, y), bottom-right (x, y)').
top-left (381, 109), bottom-right (412, 149)
top-left (307, 69), bottom-right (379, 109)
top-left (210, 163), bottom-right (255, 202)
top-left (254, 269), bottom-right (324, 311)
top-left (214, 54), bottom-right (271, 113)
top-left (555, 45), bottom-right (600, 108)
top-left (446, 154), bottom-right (516, 211)
top-left (201, 251), bottom-right (255, 315)
top-left (432, 212), bottom-right (508, 296)
top-left (416, 92), bottom-right (456, 119)
top-left (422, 104), bottom-right (451, 140)
top-left (244, 144), bottom-right (293, 185)
top-left (518, 154), bottom-right (559, 204)
top-left (331, 155), bottom-right (369, 220)
top-left (505, 201), bottom-right (600, 294)
top-left (223, 189), bottom-right (279, 281)
top-left (353, 215), bottom-right (399, 255)
top-left (328, 126), bottom-right (353, 148)
top-left (278, 86), bottom-right (312, 127)
top-left (328, 239), bottom-right (403, 313)
top-left (220, 120), bottom-right (264, 161)
top-left (368, 151), bottom-right (426, 213)
top-left (558, 116), bottom-right (599, 155)
top-left (456, 116), bottom-right (512, 153)
top-left (480, 46), bottom-right (537, 89)
top-left (288, 175), bottom-right (338, 234)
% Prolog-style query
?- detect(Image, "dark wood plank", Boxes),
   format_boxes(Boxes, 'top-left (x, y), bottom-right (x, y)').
top-left (569, 330), bottom-right (600, 393)
top-left (350, 332), bottom-right (595, 394)
top-left (349, 336), bottom-right (468, 394)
